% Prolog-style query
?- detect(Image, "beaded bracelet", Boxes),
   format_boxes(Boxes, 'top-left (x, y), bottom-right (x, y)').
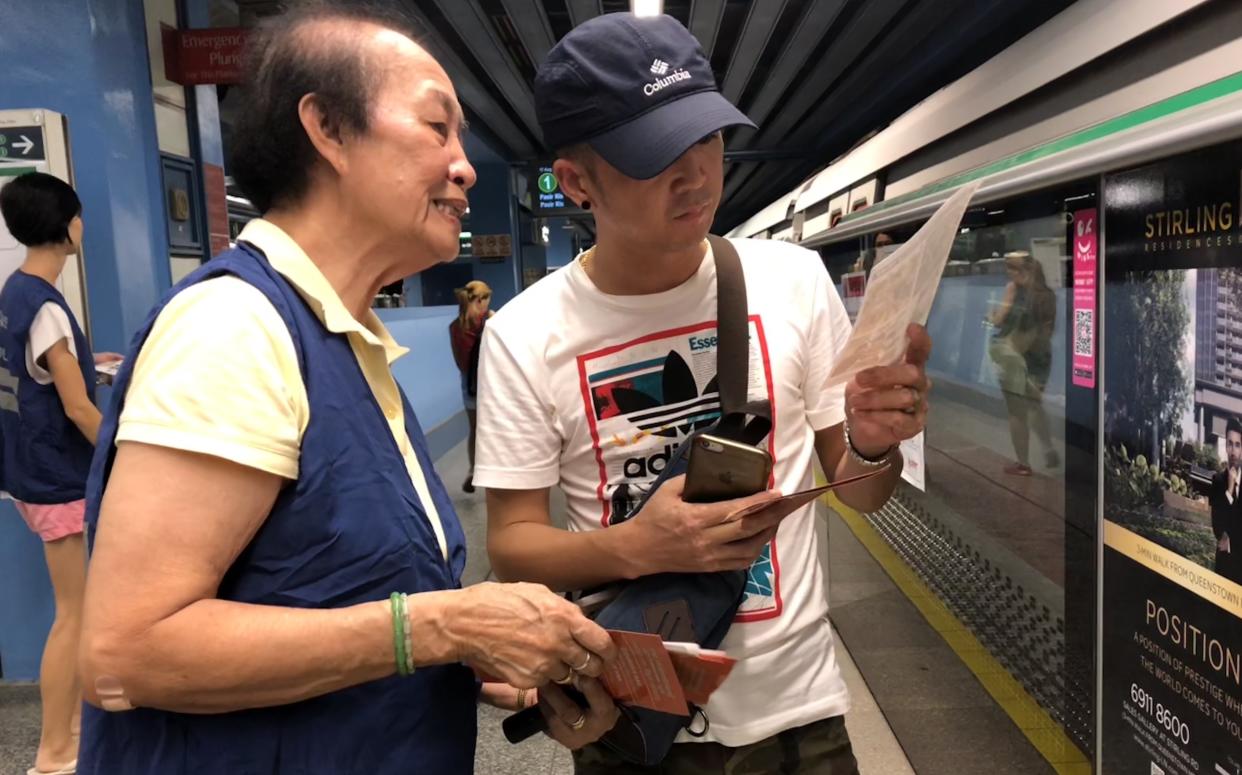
top-left (390, 592), bottom-right (410, 677)
top-left (843, 417), bottom-right (894, 468)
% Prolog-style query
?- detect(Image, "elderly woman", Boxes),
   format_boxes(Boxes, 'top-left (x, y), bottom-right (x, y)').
top-left (76, 6), bottom-right (617, 774)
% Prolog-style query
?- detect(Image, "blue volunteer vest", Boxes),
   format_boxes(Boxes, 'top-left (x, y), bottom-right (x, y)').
top-left (0, 270), bottom-right (96, 504)
top-left (78, 243), bottom-right (476, 774)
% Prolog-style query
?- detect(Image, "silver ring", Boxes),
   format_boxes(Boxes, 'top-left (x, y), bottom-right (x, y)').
top-left (571, 653), bottom-right (592, 672)
top-left (554, 670), bottom-right (575, 685)
top-left (569, 714), bottom-right (587, 731)
top-left (905, 388), bottom-right (921, 414)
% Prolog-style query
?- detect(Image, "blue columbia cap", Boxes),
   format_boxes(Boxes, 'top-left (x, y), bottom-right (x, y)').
top-left (534, 13), bottom-right (756, 180)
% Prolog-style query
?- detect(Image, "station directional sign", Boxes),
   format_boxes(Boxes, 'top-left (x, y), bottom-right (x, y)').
top-left (530, 165), bottom-right (585, 216)
top-left (0, 127), bottom-right (44, 161)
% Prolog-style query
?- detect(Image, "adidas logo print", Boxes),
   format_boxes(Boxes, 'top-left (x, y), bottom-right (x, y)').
top-left (650, 59), bottom-right (670, 75)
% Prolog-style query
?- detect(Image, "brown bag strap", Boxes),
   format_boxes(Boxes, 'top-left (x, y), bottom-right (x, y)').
top-left (706, 235), bottom-right (770, 437)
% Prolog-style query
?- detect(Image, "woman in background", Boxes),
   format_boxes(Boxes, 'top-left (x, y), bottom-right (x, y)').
top-left (448, 280), bottom-right (493, 492)
top-left (0, 172), bottom-right (118, 775)
top-left (989, 250), bottom-right (1059, 476)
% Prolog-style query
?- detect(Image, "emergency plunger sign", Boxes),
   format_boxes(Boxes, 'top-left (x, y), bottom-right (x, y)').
top-left (1100, 139), bottom-right (1242, 775)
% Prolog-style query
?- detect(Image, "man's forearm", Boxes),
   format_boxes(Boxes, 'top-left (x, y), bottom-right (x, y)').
top-left (489, 520), bottom-right (640, 591)
top-left (832, 447), bottom-right (903, 513)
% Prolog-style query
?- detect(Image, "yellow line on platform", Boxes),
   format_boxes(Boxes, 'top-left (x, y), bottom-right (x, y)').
top-left (822, 490), bottom-right (1091, 775)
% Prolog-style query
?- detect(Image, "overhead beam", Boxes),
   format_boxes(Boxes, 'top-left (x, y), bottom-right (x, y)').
top-left (789, 0), bottom-right (982, 156)
top-left (734, 0), bottom-right (905, 157)
top-left (712, 160), bottom-right (806, 231)
top-left (720, 0), bottom-right (904, 204)
top-left (500, 0), bottom-right (558, 65)
top-left (688, 0), bottom-right (726, 58)
top-left (566, 0), bottom-right (602, 29)
top-left (719, 0), bottom-right (788, 105)
top-left (720, 0), bottom-right (1013, 221)
top-left (728, 0), bottom-right (848, 138)
top-left (431, 0), bottom-right (543, 139)
top-left (723, 149), bottom-right (808, 162)
top-left (403, 4), bottom-right (538, 158)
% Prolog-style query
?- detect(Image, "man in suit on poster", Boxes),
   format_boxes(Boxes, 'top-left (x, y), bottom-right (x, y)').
top-left (1209, 417), bottom-right (1242, 583)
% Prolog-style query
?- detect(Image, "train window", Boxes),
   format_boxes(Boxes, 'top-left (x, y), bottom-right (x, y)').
top-left (828, 179), bottom-right (1100, 761)
top-left (819, 238), bottom-right (863, 285)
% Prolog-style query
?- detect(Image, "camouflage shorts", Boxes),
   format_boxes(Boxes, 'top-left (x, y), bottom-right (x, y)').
top-left (572, 716), bottom-right (860, 775)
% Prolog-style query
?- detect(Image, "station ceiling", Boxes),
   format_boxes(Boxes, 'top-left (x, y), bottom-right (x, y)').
top-left (231, 0), bottom-right (1076, 231)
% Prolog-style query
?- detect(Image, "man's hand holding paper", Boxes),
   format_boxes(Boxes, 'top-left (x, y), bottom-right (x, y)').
top-left (825, 181), bottom-right (984, 456)
top-left (845, 324), bottom-right (932, 456)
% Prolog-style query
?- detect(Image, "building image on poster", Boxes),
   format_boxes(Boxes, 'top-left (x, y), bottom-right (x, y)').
top-left (1101, 138), bottom-right (1242, 775)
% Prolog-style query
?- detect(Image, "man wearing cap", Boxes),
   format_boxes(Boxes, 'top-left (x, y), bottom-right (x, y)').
top-left (477, 13), bottom-right (931, 773)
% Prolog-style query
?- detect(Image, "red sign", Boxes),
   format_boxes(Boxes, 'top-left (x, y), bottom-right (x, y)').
top-left (1072, 208), bottom-right (1098, 389)
top-left (163, 25), bottom-right (249, 86)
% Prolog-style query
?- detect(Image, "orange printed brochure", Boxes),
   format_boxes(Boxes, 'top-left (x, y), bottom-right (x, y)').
top-left (662, 642), bottom-right (737, 706)
top-left (601, 631), bottom-right (738, 716)
top-left (725, 466), bottom-right (890, 521)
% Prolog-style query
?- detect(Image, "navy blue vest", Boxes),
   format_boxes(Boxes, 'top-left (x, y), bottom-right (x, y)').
top-left (0, 270), bottom-right (96, 503)
top-left (79, 243), bottom-right (476, 774)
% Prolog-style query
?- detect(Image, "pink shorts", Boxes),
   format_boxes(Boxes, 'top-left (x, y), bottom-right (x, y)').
top-left (14, 499), bottom-right (86, 542)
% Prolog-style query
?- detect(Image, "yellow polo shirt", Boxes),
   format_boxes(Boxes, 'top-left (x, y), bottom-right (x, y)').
top-left (116, 218), bottom-right (448, 559)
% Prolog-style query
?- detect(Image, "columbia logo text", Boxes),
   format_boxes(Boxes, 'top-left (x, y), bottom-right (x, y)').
top-left (649, 59), bottom-right (669, 76)
top-left (644, 67), bottom-right (691, 96)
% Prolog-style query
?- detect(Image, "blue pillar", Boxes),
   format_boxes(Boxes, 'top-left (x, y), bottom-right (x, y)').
top-left (0, 0), bottom-right (169, 681)
top-left (0, 0), bottom-right (170, 352)
top-left (183, 0), bottom-right (229, 259)
top-left (546, 218), bottom-right (577, 268)
top-left (183, 0), bottom-right (224, 169)
top-left (403, 273), bottom-right (424, 306)
top-left (467, 162), bottom-right (521, 307)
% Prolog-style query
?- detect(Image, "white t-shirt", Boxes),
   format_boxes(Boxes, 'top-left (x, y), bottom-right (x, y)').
top-left (27, 302), bottom-right (77, 385)
top-left (475, 239), bottom-right (854, 746)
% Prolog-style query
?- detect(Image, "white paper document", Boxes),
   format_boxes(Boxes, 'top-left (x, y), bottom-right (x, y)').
top-left (826, 180), bottom-right (982, 388)
top-left (900, 431), bottom-right (926, 491)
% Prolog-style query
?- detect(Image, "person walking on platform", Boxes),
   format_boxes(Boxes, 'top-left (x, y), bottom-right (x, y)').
top-left (0, 172), bottom-right (120, 775)
top-left (476, 13), bottom-right (932, 774)
top-left (1209, 417), bottom-right (1242, 583)
top-left (75, 6), bottom-right (617, 775)
top-left (988, 250), bottom-right (1059, 477)
top-left (449, 280), bottom-right (493, 492)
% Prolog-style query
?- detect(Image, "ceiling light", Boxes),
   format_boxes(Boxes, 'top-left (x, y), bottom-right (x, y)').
top-left (632, 0), bottom-right (662, 17)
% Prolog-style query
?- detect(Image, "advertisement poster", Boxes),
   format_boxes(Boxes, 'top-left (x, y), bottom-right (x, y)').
top-left (1101, 139), bottom-right (1242, 775)
top-left (1072, 208), bottom-right (1098, 389)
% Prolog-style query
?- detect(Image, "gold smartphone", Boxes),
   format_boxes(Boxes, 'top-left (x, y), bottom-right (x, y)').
top-left (682, 434), bottom-right (773, 503)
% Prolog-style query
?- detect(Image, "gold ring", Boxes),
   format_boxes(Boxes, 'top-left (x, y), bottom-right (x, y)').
top-left (516, 688), bottom-right (528, 709)
top-left (571, 653), bottom-right (592, 672)
top-left (554, 670), bottom-right (575, 685)
top-left (569, 714), bottom-right (587, 731)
